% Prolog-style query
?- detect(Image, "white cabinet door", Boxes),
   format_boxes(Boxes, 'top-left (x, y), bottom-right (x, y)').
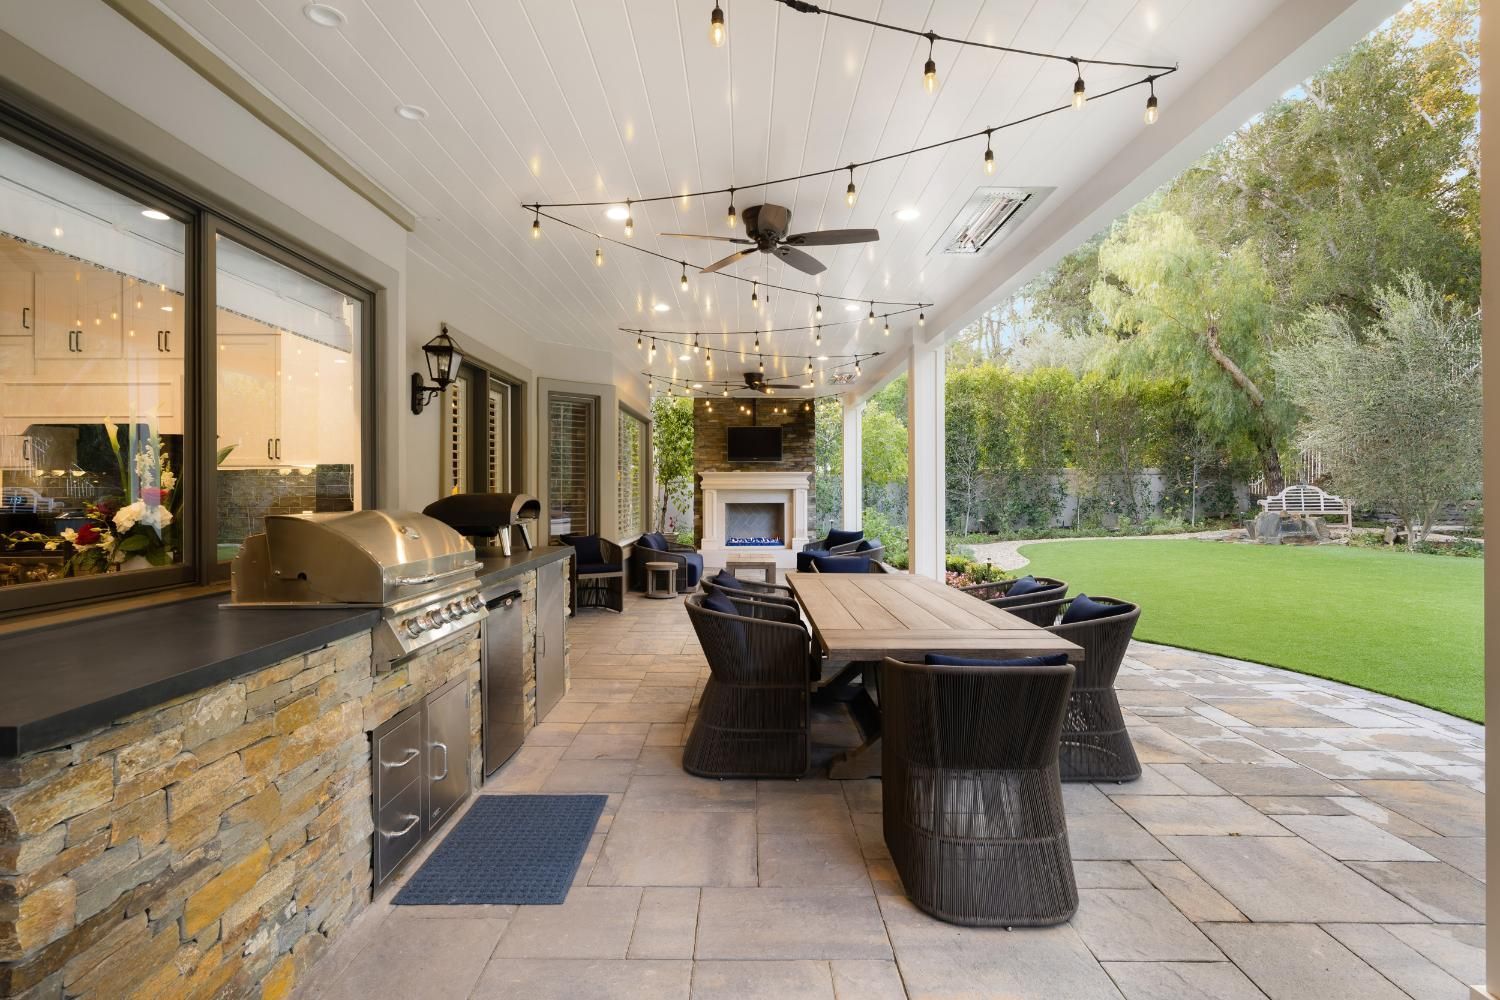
top-left (217, 334), bottom-right (280, 467)
top-left (276, 333), bottom-right (320, 468)
top-left (0, 272), bottom-right (34, 339)
top-left (35, 270), bottom-right (122, 359)
top-left (123, 280), bottom-right (184, 358)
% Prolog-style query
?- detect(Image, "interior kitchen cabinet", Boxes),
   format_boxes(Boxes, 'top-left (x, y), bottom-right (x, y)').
top-left (122, 278), bottom-right (184, 358)
top-left (0, 271), bottom-right (33, 338)
top-left (33, 267), bottom-right (122, 360)
top-left (216, 329), bottom-right (280, 467)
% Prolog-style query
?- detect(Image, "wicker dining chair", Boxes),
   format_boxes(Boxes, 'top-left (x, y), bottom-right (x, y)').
top-left (1045, 596), bottom-right (1142, 783)
top-left (700, 571), bottom-right (798, 607)
top-left (882, 656), bottom-right (1078, 926)
top-left (1000, 595), bottom-right (1069, 627)
top-left (683, 592), bottom-right (812, 779)
top-left (962, 575), bottom-right (1068, 609)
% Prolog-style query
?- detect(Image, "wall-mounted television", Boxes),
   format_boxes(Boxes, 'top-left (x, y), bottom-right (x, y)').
top-left (726, 425), bottom-right (782, 463)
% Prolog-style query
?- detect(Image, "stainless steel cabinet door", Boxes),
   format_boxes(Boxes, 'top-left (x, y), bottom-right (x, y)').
top-left (425, 677), bottom-right (471, 832)
top-left (482, 591), bottom-right (524, 776)
top-left (536, 560), bottom-right (567, 723)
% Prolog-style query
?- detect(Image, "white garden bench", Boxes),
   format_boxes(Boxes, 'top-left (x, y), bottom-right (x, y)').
top-left (1258, 484), bottom-right (1353, 531)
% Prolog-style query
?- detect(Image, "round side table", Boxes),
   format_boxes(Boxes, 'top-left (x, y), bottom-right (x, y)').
top-left (645, 560), bottom-right (678, 599)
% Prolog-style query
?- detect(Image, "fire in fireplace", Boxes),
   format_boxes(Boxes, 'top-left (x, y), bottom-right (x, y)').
top-left (724, 501), bottom-right (784, 547)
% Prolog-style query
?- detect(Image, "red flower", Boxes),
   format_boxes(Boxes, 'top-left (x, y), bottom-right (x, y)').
top-left (75, 523), bottom-right (100, 545)
top-left (141, 488), bottom-right (169, 506)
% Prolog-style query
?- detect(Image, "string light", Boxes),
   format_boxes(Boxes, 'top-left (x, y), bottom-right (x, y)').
top-left (726, 188), bottom-right (737, 229)
top-left (922, 34), bottom-right (938, 94)
top-left (1144, 78), bottom-right (1159, 124)
top-left (754, 332), bottom-right (761, 351)
top-left (623, 200), bottom-right (634, 238)
top-left (867, 302), bottom-right (875, 325)
top-left (680, 263), bottom-right (689, 291)
top-left (815, 327), bottom-right (822, 347)
top-left (1072, 61), bottom-right (1087, 109)
top-left (845, 166), bottom-right (857, 207)
top-left (531, 208), bottom-right (541, 239)
top-left (693, 334), bottom-right (701, 353)
top-left (636, 334), bottom-right (643, 349)
top-left (983, 131), bottom-right (996, 175)
top-left (815, 296), bottom-right (823, 321)
top-left (919, 311), bottom-right (925, 327)
top-left (595, 247), bottom-right (604, 266)
top-left (709, 3), bottom-right (725, 47)
top-left (884, 318), bottom-right (891, 336)
top-left (751, 283), bottom-right (760, 310)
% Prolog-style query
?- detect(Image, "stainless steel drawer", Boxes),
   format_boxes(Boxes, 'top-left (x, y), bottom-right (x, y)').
top-left (373, 705), bottom-right (423, 808)
top-left (373, 773), bottom-right (424, 886)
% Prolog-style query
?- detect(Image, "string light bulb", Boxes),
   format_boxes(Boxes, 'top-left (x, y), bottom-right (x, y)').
top-left (983, 131), bottom-right (996, 175)
top-left (919, 311), bottom-right (926, 327)
top-left (815, 327), bottom-right (822, 347)
top-left (693, 334), bottom-right (701, 353)
top-left (680, 263), bottom-right (689, 291)
top-left (815, 296), bottom-right (823, 321)
top-left (845, 166), bottom-right (857, 207)
top-left (754, 332), bottom-right (761, 351)
top-left (867, 303), bottom-right (875, 325)
top-left (1144, 79), bottom-right (1159, 125)
top-left (531, 208), bottom-right (541, 239)
top-left (751, 283), bottom-right (760, 310)
top-left (623, 200), bottom-right (634, 238)
top-left (922, 35), bottom-right (939, 94)
top-left (595, 247), bottom-right (604, 266)
top-left (648, 339), bottom-right (657, 360)
top-left (726, 188), bottom-right (737, 229)
top-left (709, 3), bottom-right (725, 47)
top-left (1072, 62), bottom-right (1086, 109)
top-left (636, 334), bottom-right (643, 350)
top-left (883, 318), bottom-right (890, 336)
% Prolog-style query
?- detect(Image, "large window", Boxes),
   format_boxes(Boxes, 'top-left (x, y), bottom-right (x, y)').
top-left (617, 409), bottom-right (646, 538)
top-left (441, 361), bottom-right (518, 496)
top-left (0, 110), bottom-right (374, 613)
top-left (547, 394), bottom-right (595, 542)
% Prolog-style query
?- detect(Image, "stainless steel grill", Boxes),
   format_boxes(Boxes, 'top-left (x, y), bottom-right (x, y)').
top-left (230, 510), bottom-right (487, 672)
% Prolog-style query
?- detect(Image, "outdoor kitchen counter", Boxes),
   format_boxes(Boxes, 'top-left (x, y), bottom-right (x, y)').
top-left (475, 542), bottom-right (573, 589)
top-left (0, 595), bottom-right (378, 757)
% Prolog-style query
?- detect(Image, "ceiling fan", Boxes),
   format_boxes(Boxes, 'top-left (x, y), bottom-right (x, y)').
top-left (742, 371), bottom-right (807, 393)
top-left (662, 204), bottom-right (878, 276)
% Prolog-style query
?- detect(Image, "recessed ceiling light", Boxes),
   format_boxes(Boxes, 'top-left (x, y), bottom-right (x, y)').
top-left (653, 303), bottom-right (671, 312)
top-left (605, 205), bottom-right (630, 221)
top-left (395, 104), bottom-right (429, 121)
top-left (844, 303), bottom-right (860, 312)
top-left (303, 3), bottom-right (346, 27)
top-left (817, 354), bottom-right (829, 360)
top-left (141, 209), bottom-right (170, 221)
top-left (895, 207), bottom-right (921, 221)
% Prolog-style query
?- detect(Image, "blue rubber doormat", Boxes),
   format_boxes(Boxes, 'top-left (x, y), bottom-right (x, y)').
top-left (393, 794), bottom-right (607, 906)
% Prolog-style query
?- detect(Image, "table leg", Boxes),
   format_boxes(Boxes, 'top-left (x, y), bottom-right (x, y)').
top-left (826, 662), bottom-right (883, 780)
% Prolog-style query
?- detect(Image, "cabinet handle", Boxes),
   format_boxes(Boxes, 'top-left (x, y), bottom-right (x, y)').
top-left (380, 747), bottom-right (420, 770)
top-left (20, 439), bottom-right (29, 463)
top-left (430, 740), bottom-right (450, 781)
top-left (20, 307), bottom-right (28, 330)
top-left (274, 437), bottom-right (281, 460)
top-left (75, 330), bottom-right (83, 353)
top-left (164, 330), bottom-right (170, 353)
top-left (378, 813), bottom-right (420, 839)
top-left (267, 438), bottom-right (274, 460)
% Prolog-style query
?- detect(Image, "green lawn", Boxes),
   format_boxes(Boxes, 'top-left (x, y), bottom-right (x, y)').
top-left (1016, 539), bottom-right (1484, 723)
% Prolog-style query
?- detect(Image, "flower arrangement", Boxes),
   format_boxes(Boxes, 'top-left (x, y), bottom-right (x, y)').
top-left (64, 423), bottom-right (180, 576)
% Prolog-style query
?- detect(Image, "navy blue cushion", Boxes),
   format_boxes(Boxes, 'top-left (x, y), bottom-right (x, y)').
top-left (701, 590), bottom-right (747, 652)
top-left (825, 528), bottom-right (864, 549)
top-left (925, 653), bottom-right (1070, 667)
top-left (797, 548), bottom-right (829, 573)
top-left (703, 589), bottom-right (738, 617)
top-left (577, 561), bottom-right (622, 576)
top-left (681, 552), bottom-right (704, 587)
top-left (713, 569), bottom-right (746, 590)
top-left (637, 532), bottom-right (666, 552)
top-left (855, 539), bottom-right (879, 552)
top-left (1005, 575), bottom-right (1048, 597)
top-left (1061, 594), bottom-right (1128, 625)
top-left (811, 554), bottom-right (870, 574)
top-left (562, 533), bottom-right (603, 564)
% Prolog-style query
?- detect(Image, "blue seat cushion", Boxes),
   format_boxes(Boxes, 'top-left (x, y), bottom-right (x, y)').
top-left (1061, 594), bottom-right (1128, 625)
top-left (639, 531), bottom-right (668, 552)
top-left (925, 653), bottom-right (1070, 667)
top-left (577, 561), bottom-right (622, 576)
top-left (713, 569), bottom-right (746, 590)
top-left (811, 554), bottom-right (870, 574)
top-left (1005, 575), bottom-right (1048, 597)
top-left (825, 528), bottom-right (864, 549)
top-left (797, 548), bottom-right (829, 573)
top-left (561, 533), bottom-right (604, 565)
top-left (681, 552), bottom-right (704, 587)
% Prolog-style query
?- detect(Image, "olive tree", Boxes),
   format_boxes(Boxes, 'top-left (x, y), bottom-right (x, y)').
top-left (1272, 275), bottom-right (1480, 547)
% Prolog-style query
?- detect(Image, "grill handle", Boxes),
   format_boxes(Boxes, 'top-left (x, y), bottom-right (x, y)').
top-left (392, 560), bottom-right (482, 587)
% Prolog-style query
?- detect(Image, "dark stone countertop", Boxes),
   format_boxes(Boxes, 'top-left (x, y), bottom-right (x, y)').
top-left (475, 544), bottom-right (573, 590)
top-left (0, 596), bottom-right (379, 759)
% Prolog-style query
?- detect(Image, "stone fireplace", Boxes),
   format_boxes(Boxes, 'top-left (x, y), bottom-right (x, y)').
top-left (698, 471), bottom-right (811, 570)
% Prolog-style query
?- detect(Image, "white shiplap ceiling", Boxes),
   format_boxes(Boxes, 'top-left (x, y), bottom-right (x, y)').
top-left (149, 0), bottom-right (1280, 390)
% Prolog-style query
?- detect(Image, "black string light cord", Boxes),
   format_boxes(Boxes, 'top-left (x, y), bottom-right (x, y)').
top-left (619, 305), bottom-right (922, 340)
top-left (536, 208), bottom-right (931, 310)
top-left (644, 350), bottom-right (879, 398)
top-left (633, 333), bottom-right (874, 367)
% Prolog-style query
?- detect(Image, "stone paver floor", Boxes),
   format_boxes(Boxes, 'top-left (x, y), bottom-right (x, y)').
top-left (299, 592), bottom-right (1486, 1000)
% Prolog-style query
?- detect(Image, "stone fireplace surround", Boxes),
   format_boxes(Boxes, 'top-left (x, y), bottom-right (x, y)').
top-left (698, 471), bottom-right (811, 570)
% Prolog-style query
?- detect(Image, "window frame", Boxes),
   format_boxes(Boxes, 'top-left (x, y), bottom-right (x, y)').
top-left (545, 391), bottom-right (599, 544)
top-left (0, 99), bottom-right (377, 613)
top-left (617, 406), bottom-right (650, 539)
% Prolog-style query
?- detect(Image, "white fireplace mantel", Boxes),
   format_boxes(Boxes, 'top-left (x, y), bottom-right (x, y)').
top-left (699, 471), bottom-right (811, 570)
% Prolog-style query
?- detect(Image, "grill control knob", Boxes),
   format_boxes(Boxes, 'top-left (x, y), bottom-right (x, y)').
top-left (402, 618), bottom-right (424, 638)
top-left (420, 610), bottom-right (445, 631)
top-left (465, 595), bottom-right (484, 614)
top-left (445, 601), bottom-right (465, 621)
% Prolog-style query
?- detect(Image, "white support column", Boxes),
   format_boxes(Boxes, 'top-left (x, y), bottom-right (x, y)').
top-left (907, 341), bottom-right (945, 579)
top-left (841, 396), bottom-right (863, 530)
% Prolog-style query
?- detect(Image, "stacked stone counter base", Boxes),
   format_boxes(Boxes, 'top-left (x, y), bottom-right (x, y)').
top-left (0, 626), bottom-right (482, 1000)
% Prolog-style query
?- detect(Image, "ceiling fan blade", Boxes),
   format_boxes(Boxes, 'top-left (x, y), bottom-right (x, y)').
top-left (774, 245), bottom-right (827, 276)
top-left (783, 228), bottom-right (881, 247)
top-left (660, 233), bottom-right (754, 244)
top-left (701, 248), bottom-right (757, 274)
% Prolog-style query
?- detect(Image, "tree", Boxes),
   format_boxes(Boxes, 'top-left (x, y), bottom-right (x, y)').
top-left (812, 395), bottom-right (843, 534)
top-left (650, 396), bottom-right (693, 532)
top-left (1091, 211), bottom-right (1294, 493)
top-left (1272, 275), bottom-right (1480, 547)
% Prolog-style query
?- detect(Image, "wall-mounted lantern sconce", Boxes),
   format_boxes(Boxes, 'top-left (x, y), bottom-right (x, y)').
top-left (411, 325), bottom-right (462, 415)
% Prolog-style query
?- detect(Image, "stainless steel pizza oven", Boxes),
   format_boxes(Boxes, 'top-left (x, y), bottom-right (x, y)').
top-left (422, 492), bottom-right (542, 556)
top-left (230, 510), bottom-right (486, 672)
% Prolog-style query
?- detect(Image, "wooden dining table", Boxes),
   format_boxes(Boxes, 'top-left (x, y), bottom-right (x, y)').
top-left (785, 570), bottom-right (1082, 778)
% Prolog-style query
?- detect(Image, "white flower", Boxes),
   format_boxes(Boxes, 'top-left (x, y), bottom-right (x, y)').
top-left (134, 450), bottom-right (156, 488)
top-left (139, 504), bottom-right (173, 534)
top-left (60, 528), bottom-right (77, 544)
top-left (114, 500), bottom-right (144, 533)
top-left (44, 540), bottom-right (58, 551)
top-left (99, 532), bottom-right (116, 553)
top-left (160, 469), bottom-right (177, 492)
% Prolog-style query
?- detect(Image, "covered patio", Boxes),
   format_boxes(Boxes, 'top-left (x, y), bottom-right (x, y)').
top-left (301, 592), bottom-right (1485, 1000)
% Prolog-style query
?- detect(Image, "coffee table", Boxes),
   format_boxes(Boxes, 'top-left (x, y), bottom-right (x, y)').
top-left (725, 555), bottom-right (777, 585)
